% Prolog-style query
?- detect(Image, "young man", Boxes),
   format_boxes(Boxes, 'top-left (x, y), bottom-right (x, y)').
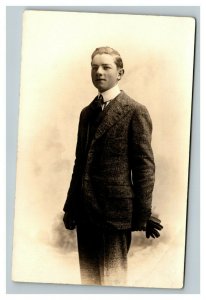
top-left (63, 47), bottom-right (162, 286)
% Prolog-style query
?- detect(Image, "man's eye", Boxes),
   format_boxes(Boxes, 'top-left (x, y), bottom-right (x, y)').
top-left (103, 66), bottom-right (110, 70)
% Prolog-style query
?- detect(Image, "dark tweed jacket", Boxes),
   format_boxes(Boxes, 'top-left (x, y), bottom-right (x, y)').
top-left (63, 91), bottom-right (155, 230)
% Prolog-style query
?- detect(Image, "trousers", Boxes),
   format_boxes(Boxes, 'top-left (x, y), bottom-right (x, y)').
top-left (76, 223), bottom-right (131, 286)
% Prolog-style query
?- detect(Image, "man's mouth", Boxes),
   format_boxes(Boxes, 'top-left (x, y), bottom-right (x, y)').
top-left (96, 79), bottom-right (106, 81)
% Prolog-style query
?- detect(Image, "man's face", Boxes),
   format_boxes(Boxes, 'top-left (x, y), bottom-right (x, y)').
top-left (91, 54), bottom-right (123, 93)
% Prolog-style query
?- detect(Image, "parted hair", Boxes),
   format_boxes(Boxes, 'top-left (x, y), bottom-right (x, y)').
top-left (91, 47), bottom-right (124, 69)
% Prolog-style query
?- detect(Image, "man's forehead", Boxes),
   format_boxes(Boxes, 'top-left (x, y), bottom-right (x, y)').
top-left (91, 53), bottom-right (116, 65)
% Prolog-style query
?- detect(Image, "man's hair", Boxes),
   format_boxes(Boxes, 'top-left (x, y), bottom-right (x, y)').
top-left (91, 47), bottom-right (124, 69)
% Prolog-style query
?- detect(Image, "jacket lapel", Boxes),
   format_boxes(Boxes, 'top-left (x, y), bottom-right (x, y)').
top-left (93, 91), bottom-right (132, 140)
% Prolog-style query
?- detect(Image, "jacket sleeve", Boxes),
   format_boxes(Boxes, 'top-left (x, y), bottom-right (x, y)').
top-left (129, 105), bottom-right (155, 227)
top-left (63, 110), bottom-right (85, 217)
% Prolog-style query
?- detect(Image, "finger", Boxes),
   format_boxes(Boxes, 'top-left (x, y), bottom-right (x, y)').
top-left (153, 225), bottom-right (163, 231)
top-left (150, 233), bottom-right (156, 238)
top-left (152, 222), bottom-right (163, 230)
top-left (150, 217), bottom-right (161, 223)
top-left (147, 230), bottom-right (156, 238)
top-left (152, 229), bottom-right (160, 238)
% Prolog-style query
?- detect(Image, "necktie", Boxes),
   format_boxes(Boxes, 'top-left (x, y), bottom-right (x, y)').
top-left (99, 94), bottom-right (110, 110)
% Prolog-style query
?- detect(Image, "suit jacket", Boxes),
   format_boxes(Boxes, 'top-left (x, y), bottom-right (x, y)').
top-left (63, 91), bottom-right (155, 230)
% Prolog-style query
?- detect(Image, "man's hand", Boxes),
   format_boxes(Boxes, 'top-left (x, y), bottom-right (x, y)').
top-left (145, 216), bottom-right (163, 239)
top-left (63, 212), bottom-right (76, 230)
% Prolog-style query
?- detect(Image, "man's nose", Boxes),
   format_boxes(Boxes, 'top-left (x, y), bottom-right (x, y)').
top-left (96, 66), bottom-right (104, 74)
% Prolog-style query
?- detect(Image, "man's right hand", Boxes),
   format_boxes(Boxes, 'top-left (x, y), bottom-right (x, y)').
top-left (63, 212), bottom-right (76, 230)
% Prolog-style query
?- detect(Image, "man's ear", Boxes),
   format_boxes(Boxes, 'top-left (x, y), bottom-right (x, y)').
top-left (117, 68), bottom-right (124, 80)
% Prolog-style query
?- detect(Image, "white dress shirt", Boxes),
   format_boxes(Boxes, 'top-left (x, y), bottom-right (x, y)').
top-left (98, 84), bottom-right (121, 110)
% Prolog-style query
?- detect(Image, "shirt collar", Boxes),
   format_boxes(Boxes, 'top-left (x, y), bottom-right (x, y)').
top-left (98, 84), bottom-right (120, 102)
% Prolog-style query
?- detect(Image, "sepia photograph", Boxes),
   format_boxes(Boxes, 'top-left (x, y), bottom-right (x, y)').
top-left (11, 10), bottom-right (195, 288)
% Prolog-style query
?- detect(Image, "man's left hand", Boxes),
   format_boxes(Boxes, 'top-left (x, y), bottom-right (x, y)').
top-left (145, 216), bottom-right (163, 239)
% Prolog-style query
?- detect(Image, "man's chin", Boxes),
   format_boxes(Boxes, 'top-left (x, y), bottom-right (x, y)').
top-left (96, 85), bottom-right (107, 93)
top-left (95, 83), bottom-right (106, 89)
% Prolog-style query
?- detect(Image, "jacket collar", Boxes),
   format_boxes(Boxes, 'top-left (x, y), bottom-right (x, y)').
top-left (89, 90), bottom-right (132, 140)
